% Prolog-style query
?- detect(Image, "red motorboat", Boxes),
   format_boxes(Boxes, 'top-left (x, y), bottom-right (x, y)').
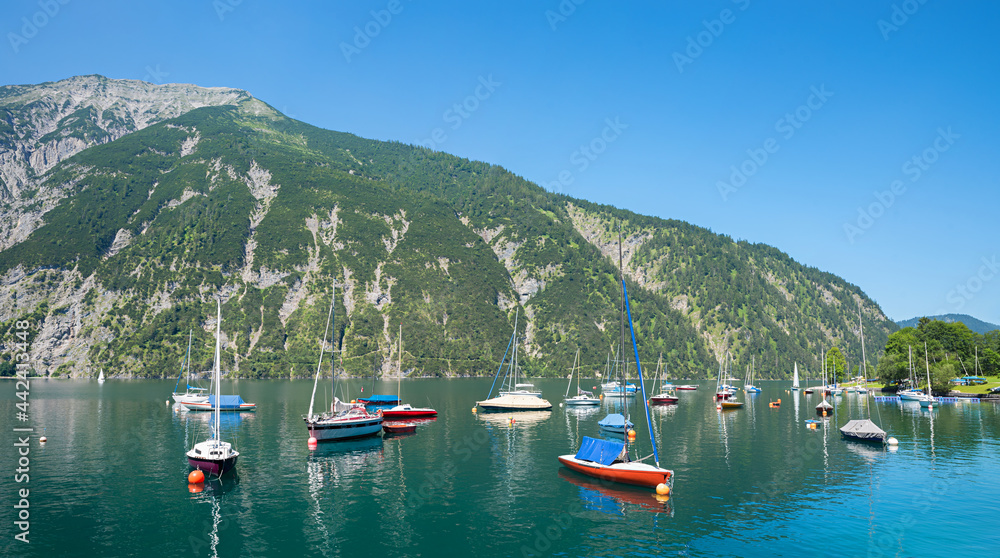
top-left (380, 403), bottom-right (438, 419)
top-left (675, 385), bottom-right (698, 391)
top-left (649, 393), bottom-right (679, 405)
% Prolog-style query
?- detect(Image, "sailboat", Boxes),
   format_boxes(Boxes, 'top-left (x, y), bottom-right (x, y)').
top-left (565, 348), bottom-right (600, 406)
top-left (898, 345), bottom-right (924, 401)
top-left (840, 304), bottom-right (887, 444)
top-left (186, 298), bottom-right (240, 477)
top-left (744, 355), bottom-right (761, 393)
top-left (382, 324), bottom-right (438, 419)
top-left (815, 353), bottom-right (834, 416)
top-left (172, 330), bottom-right (208, 405)
top-left (791, 362), bottom-right (800, 391)
top-left (182, 311), bottom-right (256, 412)
top-left (648, 354), bottom-right (679, 405)
top-left (305, 287), bottom-right (383, 442)
top-left (97, 368), bottom-right (105, 384)
top-left (478, 309), bottom-right (552, 411)
top-left (559, 262), bottom-right (674, 489)
top-left (917, 341), bottom-right (938, 408)
top-left (600, 230), bottom-right (635, 433)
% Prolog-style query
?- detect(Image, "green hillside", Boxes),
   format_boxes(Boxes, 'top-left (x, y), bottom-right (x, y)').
top-left (0, 92), bottom-right (896, 380)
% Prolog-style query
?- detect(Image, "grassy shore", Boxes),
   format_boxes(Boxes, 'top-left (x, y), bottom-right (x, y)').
top-left (949, 379), bottom-right (1000, 394)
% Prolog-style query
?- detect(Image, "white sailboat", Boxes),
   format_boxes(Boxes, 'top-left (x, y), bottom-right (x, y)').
top-left (565, 348), bottom-right (600, 406)
top-left (917, 341), bottom-right (938, 408)
top-left (478, 309), bottom-right (553, 411)
top-left (791, 362), bottom-right (800, 391)
top-left (172, 329), bottom-right (208, 405)
top-left (186, 298), bottom-right (239, 476)
top-left (97, 368), bottom-right (105, 384)
top-left (305, 284), bottom-right (383, 441)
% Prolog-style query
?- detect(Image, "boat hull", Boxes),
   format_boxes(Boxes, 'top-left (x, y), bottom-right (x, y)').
top-left (382, 422), bottom-right (417, 434)
top-left (720, 401), bottom-right (743, 409)
top-left (675, 385), bottom-right (698, 391)
top-left (380, 409), bottom-right (438, 419)
top-left (172, 393), bottom-right (209, 405)
top-left (183, 402), bottom-right (256, 412)
top-left (565, 398), bottom-right (600, 406)
top-left (557, 455), bottom-right (673, 488)
top-left (478, 394), bottom-right (552, 411)
top-left (649, 396), bottom-right (678, 405)
top-left (305, 417), bottom-right (383, 441)
top-left (187, 454), bottom-right (238, 477)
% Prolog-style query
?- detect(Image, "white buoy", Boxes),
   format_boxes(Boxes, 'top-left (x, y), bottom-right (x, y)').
top-left (887, 437), bottom-right (899, 446)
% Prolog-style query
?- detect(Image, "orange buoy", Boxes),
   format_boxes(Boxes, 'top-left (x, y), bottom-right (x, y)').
top-left (188, 483), bottom-right (204, 493)
top-left (188, 469), bottom-right (205, 484)
top-left (655, 483), bottom-right (670, 496)
top-left (822, 410), bottom-right (827, 417)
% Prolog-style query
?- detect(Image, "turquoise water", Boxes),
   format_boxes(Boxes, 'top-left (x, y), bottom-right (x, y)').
top-left (2, 379), bottom-right (998, 557)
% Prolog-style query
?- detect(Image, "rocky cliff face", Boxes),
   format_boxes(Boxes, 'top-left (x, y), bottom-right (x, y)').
top-left (0, 75), bottom-right (250, 249)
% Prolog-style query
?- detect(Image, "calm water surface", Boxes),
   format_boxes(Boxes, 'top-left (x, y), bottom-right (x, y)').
top-left (2, 379), bottom-right (998, 557)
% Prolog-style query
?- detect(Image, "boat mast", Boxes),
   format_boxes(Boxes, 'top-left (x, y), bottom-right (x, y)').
top-left (859, 304), bottom-right (868, 382)
top-left (623, 280), bottom-right (659, 468)
top-left (924, 341), bottom-right (932, 395)
top-left (213, 298), bottom-right (222, 444)
top-left (618, 223), bottom-right (627, 425)
top-left (308, 286), bottom-right (336, 419)
top-left (185, 329), bottom-right (193, 388)
top-left (398, 323), bottom-right (402, 400)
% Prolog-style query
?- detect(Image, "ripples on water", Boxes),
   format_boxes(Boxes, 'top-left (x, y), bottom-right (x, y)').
top-left (2, 380), bottom-right (998, 557)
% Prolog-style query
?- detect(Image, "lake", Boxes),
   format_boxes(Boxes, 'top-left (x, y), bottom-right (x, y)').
top-left (2, 378), bottom-right (998, 557)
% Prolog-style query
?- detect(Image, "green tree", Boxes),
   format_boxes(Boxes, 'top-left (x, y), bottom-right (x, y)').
top-left (825, 347), bottom-right (847, 383)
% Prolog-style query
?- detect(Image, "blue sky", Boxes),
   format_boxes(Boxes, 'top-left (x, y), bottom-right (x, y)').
top-left (3, 0), bottom-right (998, 324)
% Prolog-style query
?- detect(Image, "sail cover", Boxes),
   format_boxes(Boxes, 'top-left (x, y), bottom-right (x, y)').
top-left (598, 413), bottom-right (633, 429)
top-left (840, 419), bottom-right (886, 440)
top-left (358, 394), bottom-right (399, 404)
top-left (208, 395), bottom-right (247, 408)
top-left (574, 436), bottom-right (626, 466)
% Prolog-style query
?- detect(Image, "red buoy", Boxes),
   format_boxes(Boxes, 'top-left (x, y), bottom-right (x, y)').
top-left (188, 470), bottom-right (205, 484)
top-left (307, 436), bottom-right (318, 449)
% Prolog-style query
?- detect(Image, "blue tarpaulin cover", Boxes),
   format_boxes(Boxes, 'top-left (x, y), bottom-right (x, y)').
top-left (574, 436), bottom-right (625, 466)
top-left (598, 413), bottom-right (633, 429)
top-left (207, 395), bottom-right (247, 409)
top-left (358, 394), bottom-right (400, 404)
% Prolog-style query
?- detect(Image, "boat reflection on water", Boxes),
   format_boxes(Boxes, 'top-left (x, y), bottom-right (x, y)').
top-left (558, 469), bottom-right (673, 516)
top-left (307, 436), bottom-right (384, 486)
top-left (476, 410), bottom-right (551, 427)
top-left (844, 439), bottom-right (888, 463)
top-left (565, 404), bottom-right (601, 418)
top-left (188, 474), bottom-right (240, 558)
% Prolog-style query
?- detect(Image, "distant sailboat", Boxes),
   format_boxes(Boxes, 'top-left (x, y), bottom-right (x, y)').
top-left (565, 348), bottom-right (600, 406)
top-left (172, 330), bottom-right (208, 405)
top-left (917, 341), bottom-right (938, 408)
top-left (791, 362), bottom-right (800, 391)
top-left (97, 368), bottom-right (105, 384)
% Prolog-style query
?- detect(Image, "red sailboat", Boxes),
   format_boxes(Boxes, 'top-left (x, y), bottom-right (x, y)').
top-left (380, 324), bottom-right (437, 420)
top-left (559, 227), bottom-right (674, 490)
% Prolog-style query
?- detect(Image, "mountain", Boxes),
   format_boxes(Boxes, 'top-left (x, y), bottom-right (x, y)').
top-left (0, 76), bottom-right (897, 380)
top-left (897, 314), bottom-right (999, 335)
